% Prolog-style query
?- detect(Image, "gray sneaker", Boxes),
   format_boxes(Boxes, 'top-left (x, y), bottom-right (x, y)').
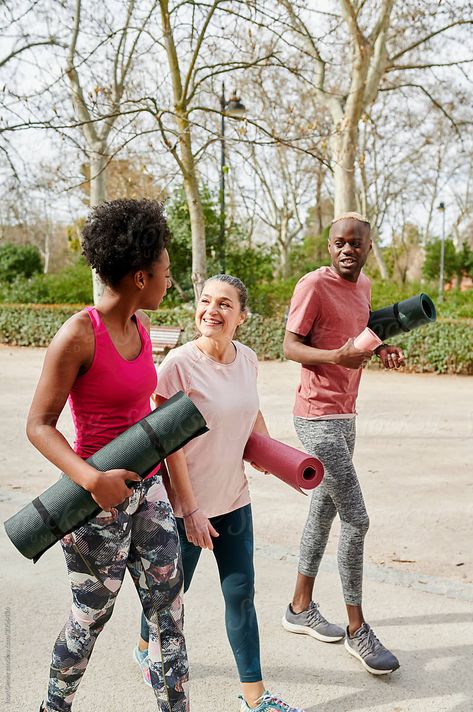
top-left (282, 601), bottom-right (345, 642)
top-left (344, 623), bottom-right (400, 675)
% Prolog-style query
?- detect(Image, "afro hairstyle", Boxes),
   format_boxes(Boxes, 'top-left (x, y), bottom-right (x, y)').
top-left (81, 199), bottom-right (170, 286)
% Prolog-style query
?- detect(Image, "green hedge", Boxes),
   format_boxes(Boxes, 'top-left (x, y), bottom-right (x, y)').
top-left (0, 260), bottom-right (94, 304)
top-left (370, 319), bottom-right (473, 374)
top-left (369, 280), bottom-right (473, 319)
top-left (0, 303), bottom-right (472, 374)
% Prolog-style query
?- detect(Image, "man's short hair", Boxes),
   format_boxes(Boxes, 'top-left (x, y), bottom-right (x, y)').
top-left (331, 212), bottom-right (371, 229)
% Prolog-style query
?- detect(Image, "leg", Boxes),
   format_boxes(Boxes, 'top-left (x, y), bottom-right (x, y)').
top-left (213, 505), bottom-right (261, 683)
top-left (282, 418), bottom-right (364, 643)
top-left (323, 419), bottom-right (369, 631)
top-left (291, 485), bottom-right (337, 612)
top-left (212, 506), bottom-right (302, 711)
top-left (138, 516), bottom-right (202, 649)
top-left (127, 477), bottom-right (191, 711)
top-left (295, 418), bottom-right (369, 611)
top-left (292, 417), bottom-right (338, 611)
top-left (211, 505), bottom-right (264, 705)
top-left (45, 504), bottom-right (133, 712)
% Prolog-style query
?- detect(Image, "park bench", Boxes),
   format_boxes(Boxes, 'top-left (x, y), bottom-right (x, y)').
top-left (150, 325), bottom-right (183, 361)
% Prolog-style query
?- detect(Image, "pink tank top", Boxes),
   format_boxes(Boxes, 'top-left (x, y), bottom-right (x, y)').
top-left (68, 308), bottom-right (158, 478)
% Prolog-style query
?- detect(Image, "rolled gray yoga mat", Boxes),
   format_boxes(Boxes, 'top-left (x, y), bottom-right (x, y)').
top-left (368, 293), bottom-right (436, 341)
top-left (4, 391), bottom-right (208, 562)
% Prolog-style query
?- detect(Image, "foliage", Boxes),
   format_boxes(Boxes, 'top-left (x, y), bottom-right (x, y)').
top-left (1, 304), bottom-right (472, 374)
top-left (238, 313), bottom-right (286, 361)
top-left (225, 244), bottom-right (274, 294)
top-left (423, 238), bottom-right (460, 282)
top-left (370, 279), bottom-right (428, 312)
top-left (165, 185), bottom-right (222, 295)
top-left (0, 258), bottom-right (93, 304)
top-left (250, 277), bottom-right (298, 317)
top-left (383, 223), bottom-right (423, 283)
top-left (435, 288), bottom-right (473, 319)
top-left (289, 226), bottom-right (331, 277)
top-left (455, 242), bottom-right (473, 279)
top-left (0, 304), bottom-right (78, 346)
top-left (368, 320), bottom-right (473, 375)
top-left (0, 243), bottom-right (43, 283)
top-left (165, 185), bottom-right (274, 300)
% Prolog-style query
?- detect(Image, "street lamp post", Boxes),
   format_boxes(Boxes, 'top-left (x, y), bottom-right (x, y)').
top-left (219, 82), bottom-right (245, 273)
top-left (437, 201), bottom-right (446, 301)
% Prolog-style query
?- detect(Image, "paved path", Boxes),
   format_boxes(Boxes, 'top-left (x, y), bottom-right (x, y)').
top-left (0, 347), bottom-right (472, 711)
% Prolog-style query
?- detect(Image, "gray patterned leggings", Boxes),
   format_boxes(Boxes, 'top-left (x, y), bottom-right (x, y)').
top-left (294, 417), bottom-right (369, 606)
top-left (45, 475), bottom-right (189, 712)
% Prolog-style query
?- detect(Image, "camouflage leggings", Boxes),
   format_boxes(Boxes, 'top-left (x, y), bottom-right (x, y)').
top-left (45, 475), bottom-right (189, 712)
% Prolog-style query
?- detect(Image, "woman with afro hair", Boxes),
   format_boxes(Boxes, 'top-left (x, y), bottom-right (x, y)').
top-left (27, 199), bottom-right (189, 712)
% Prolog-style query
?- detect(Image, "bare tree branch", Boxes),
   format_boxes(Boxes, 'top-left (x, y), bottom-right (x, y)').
top-left (0, 40), bottom-right (62, 69)
top-left (390, 20), bottom-right (473, 63)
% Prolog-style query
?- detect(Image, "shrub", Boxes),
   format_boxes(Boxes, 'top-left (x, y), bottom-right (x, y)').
top-left (1, 303), bottom-right (471, 374)
top-left (0, 259), bottom-right (93, 304)
top-left (0, 304), bottom-right (78, 346)
top-left (369, 319), bottom-right (473, 375)
top-left (250, 278), bottom-right (298, 317)
top-left (0, 243), bottom-right (42, 283)
top-left (436, 289), bottom-right (473, 319)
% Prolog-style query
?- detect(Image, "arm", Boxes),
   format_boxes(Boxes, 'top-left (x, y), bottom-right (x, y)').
top-left (26, 313), bottom-right (140, 511)
top-left (284, 330), bottom-right (373, 369)
top-left (252, 410), bottom-right (270, 437)
top-left (153, 394), bottom-right (219, 550)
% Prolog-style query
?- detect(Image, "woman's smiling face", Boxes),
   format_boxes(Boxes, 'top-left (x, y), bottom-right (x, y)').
top-left (195, 279), bottom-right (246, 341)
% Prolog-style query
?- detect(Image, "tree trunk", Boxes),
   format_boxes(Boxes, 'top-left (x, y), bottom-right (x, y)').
top-left (178, 116), bottom-right (207, 300)
top-left (43, 232), bottom-right (50, 274)
top-left (159, 0), bottom-right (207, 302)
top-left (278, 212), bottom-right (291, 279)
top-left (89, 150), bottom-right (107, 207)
top-left (332, 127), bottom-right (358, 215)
top-left (184, 171), bottom-right (207, 299)
top-left (89, 147), bottom-right (107, 304)
top-left (314, 167), bottom-right (324, 235)
top-left (370, 230), bottom-right (389, 279)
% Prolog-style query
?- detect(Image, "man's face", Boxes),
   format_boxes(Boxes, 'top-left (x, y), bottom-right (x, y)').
top-left (328, 219), bottom-right (372, 282)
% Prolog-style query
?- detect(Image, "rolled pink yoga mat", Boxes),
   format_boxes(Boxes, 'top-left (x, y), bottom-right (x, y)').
top-left (243, 432), bottom-right (324, 495)
top-left (353, 327), bottom-right (382, 351)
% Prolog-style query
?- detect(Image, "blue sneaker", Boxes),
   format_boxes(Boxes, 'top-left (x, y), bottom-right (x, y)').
top-left (132, 645), bottom-right (152, 687)
top-left (239, 690), bottom-right (305, 711)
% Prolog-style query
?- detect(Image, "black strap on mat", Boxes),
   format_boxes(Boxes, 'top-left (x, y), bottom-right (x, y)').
top-left (139, 420), bottom-right (166, 462)
top-left (32, 497), bottom-right (64, 539)
top-left (393, 302), bottom-right (410, 332)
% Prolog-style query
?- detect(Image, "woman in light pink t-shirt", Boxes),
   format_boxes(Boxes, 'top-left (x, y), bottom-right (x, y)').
top-left (134, 275), bottom-right (304, 712)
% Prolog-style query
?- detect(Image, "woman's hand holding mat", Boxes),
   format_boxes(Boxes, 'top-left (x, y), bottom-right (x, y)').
top-left (243, 432), bottom-right (324, 494)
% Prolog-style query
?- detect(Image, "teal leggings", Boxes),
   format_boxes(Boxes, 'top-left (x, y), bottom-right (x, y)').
top-left (140, 504), bottom-right (262, 682)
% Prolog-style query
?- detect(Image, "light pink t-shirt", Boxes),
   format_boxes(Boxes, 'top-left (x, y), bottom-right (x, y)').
top-left (286, 266), bottom-right (371, 418)
top-left (156, 340), bottom-right (259, 518)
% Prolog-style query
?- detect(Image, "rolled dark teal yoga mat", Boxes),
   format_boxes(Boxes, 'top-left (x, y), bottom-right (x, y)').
top-left (368, 293), bottom-right (436, 341)
top-left (4, 391), bottom-right (207, 563)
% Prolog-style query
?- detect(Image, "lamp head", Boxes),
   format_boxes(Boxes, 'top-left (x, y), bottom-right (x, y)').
top-left (224, 94), bottom-right (246, 117)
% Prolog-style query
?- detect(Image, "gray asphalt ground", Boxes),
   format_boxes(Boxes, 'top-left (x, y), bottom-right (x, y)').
top-left (0, 346), bottom-right (472, 711)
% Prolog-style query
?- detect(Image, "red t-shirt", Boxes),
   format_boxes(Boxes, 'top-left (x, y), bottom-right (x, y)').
top-left (286, 266), bottom-right (371, 418)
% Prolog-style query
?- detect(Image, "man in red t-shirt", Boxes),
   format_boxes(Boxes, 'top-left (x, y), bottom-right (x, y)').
top-left (282, 213), bottom-right (404, 675)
